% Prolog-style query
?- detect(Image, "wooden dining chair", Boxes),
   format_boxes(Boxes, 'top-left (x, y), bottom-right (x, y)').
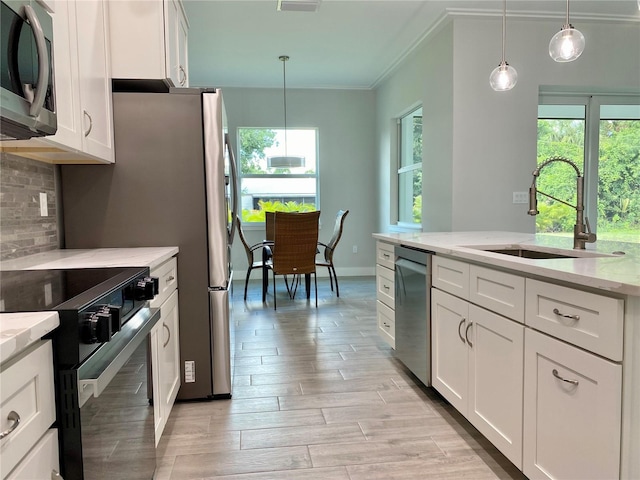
top-left (236, 215), bottom-right (272, 301)
top-left (270, 211), bottom-right (320, 309)
top-left (316, 209), bottom-right (349, 297)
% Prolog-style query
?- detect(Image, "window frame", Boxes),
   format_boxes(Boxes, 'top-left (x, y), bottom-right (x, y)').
top-left (396, 105), bottom-right (423, 229)
top-left (236, 127), bottom-right (320, 226)
top-left (538, 93), bottom-right (640, 239)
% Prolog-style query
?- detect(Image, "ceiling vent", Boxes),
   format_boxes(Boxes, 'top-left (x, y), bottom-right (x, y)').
top-left (277, 0), bottom-right (321, 12)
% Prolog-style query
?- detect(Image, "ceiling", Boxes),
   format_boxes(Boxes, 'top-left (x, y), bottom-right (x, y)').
top-left (183, 0), bottom-right (640, 89)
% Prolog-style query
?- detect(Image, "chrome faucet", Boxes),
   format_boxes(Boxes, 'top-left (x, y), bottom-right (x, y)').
top-left (528, 156), bottom-right (596, 250)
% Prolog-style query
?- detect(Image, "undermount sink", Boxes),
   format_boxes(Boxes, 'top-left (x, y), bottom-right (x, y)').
top-left (464, 246), bottom-right (610, 260)
top-left (484, 248), bottom-right (581, 259)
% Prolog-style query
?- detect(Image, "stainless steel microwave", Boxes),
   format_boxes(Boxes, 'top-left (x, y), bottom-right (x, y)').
top-left (0, 0), bottom-right (56, 140)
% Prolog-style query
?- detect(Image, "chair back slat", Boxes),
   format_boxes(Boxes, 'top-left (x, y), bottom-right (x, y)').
top-left (272, 211), bottom-right (320, 275)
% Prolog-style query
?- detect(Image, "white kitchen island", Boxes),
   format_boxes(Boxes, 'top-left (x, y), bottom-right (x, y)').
top-left (373, 231), bottom-right (639, 480)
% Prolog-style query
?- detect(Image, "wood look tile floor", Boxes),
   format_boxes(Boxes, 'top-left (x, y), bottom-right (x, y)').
top-left (155, 277), bottom-right (527, 480)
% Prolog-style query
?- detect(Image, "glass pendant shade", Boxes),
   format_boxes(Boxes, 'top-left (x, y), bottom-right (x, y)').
top-left (549, 0), bottom-right (585, 63)
top-left (490, 0), bottom-right (517, 92)
top-left (490, 61), bottom-right (518, 91)
top-left (549, 25), bottom-right (585, 62)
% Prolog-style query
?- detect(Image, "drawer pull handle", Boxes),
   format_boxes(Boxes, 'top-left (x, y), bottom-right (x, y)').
top-left (52, 470), bottom-right (63, 479)
top-left (383, 322), bottom-right (390, 329)
top-left (383, 284), bottom-right (390, 290)
top-left (0, 411), bottom-right (20, 439)
top-left (167, 275), bottom-right (175, 282)
top-left (458, 318), bottom-right (466, 344)
top-left (382, 253), bottom-right (390, 259)
top-left (552, 368), bottom-right (579, 386)
top-left (553, 308), bottom-right (580, 321)
top-left (465, 322), bottom-right (473, 348)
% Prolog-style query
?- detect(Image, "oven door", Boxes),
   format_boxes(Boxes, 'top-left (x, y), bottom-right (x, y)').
top-left (57, 307), bottom-right (160, 480)
top-left (0, 0), bottom-right (56, 140)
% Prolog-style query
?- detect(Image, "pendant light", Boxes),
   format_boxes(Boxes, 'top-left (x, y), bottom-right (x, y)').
top-left (489, 0), bottom-right (517, 92)
top-left (268, 55), bottom-right (305, 169)
top-left (548, 0), bottom-right (585, 62)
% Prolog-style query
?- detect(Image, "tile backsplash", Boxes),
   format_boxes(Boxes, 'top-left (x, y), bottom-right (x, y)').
top-left (0, 153), bottom-right (59, 261)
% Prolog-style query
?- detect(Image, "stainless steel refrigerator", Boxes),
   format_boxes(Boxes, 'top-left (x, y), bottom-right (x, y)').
top-left (60, 88), bottom-right (238, 400)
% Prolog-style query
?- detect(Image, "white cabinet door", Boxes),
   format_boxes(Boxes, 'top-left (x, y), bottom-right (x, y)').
top-left (523, 329), bottom-right (622, 480)
top-left (467, 304), bottom-right (524, 468)
top-left (165, 0), bottom-right (189, 87)
top-left (31, 0), bottom-right (113, 163)
top-left (431, 288), bottom-right (469, 414)
top-left (159, 290), bottom-right (181, 427)
top-left (75, 0), bottom-right (113, 162)
top-left (150, 289), bottom-right (181, 446)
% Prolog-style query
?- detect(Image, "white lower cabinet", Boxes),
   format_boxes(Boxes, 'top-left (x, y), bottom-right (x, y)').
top-left (150, 257), bottom-right (181, 446)
top-left (0, 341), bottom-right (58, 479)
top-left (432, 288), bottom-right (524, 467)
top-left (376, 241), bottom-right (396, 348)
top-left (523, 328), bottom-right (622, 480)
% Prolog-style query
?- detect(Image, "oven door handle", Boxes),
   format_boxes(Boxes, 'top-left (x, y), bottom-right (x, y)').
top-left (77, 307), bottom-right (161, 407)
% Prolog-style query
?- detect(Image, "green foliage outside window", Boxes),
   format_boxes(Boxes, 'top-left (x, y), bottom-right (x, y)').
top-left (537, 118), bottom-right (640, 241)
top-left (241, 200), bottom-right (316, 222)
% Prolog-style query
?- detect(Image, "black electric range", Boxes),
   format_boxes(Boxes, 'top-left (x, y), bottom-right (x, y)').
top-left (0, 267), bottom-right (160, 480)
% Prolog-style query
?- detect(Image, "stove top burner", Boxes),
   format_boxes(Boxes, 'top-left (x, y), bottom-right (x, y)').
top-left (0, 267), bottom-right (147, 313)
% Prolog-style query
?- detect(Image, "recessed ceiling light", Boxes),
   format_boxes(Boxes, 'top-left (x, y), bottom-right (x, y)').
top-left (277, 0), bottom-right (321, 12)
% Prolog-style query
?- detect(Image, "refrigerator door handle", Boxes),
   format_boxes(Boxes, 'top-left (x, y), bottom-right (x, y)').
top-left (226, 133), bottom-right (239, 245)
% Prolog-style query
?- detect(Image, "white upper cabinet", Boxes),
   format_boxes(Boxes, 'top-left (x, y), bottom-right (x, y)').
top-left (1, 0), bottom-right (114, 164)
top-left (109, 0), bottom-right (189, 87)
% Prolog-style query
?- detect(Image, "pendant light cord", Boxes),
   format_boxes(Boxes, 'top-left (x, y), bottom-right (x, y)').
top-left (565, 0), bottom-right (570, 25)
top-left (501, 0), bottom-right (506, 62)
top-left (279, 55), bottom-right (289, 158)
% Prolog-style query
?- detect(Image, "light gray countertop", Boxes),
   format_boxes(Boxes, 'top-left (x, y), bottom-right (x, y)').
top-left (373, 231), bottom-right (639, 296)
top-left (0, 246), bottom-right (179, 363)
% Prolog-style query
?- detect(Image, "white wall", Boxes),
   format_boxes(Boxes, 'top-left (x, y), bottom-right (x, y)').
top-left (222, 87), bottom-right (378, 280)
top-left (375, 15), bottom-right (640, 234)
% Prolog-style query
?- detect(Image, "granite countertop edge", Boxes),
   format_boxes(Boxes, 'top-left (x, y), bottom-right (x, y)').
top-left (373, 231), bottom-right (640, 296)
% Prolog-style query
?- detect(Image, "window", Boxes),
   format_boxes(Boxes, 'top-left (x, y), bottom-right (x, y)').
top-left (537, 95), bottom-right (639, 243)
top-left (398, 107), bottom-right (423, 226)
top-left (238, 128), bottom-right (318, 223)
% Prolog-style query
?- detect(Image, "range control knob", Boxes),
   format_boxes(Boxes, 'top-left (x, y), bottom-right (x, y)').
top-left (81, 307), bottom-right (113, 344)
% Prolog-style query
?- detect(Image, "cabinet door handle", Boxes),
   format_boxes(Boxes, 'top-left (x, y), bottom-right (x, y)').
top-left (552, 368), bottom-right (579, 386)
top-left (83, 110), bottom-right (93, 137)
top-left (458, 318), bottom-right (466, 344)
top-left (465, 322), bottom-right (473, 348)
top-left (163, 322), bottom-right (171, 348)
top-left (0, 411), bottom-right (20, 439)
top-left (51, 470), bottom-right (63, 479)
top-left (553, 308), bottom-right (580, 321)
top-left (179, 65), bottom-right (187, 86)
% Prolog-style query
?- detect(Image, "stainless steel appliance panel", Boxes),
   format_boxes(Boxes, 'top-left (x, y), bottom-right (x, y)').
top-left (394, 245), bottom-right (432, 386)
top-left (209, 287), bottom-right (232, 396)
top-left (0, 0), bottom-right (56, 139)
top-left (61, 88), bottom-right (234, 400)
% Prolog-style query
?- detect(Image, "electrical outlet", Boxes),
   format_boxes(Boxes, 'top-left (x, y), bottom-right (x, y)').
top-left (39, 192), bottom-right (48, 216)
top-left (185, 361), bottom-right (195, 383)
top-left (352, 245), bottom-right (358, 254)
top-left (513, 191), bottom-right (528, 204)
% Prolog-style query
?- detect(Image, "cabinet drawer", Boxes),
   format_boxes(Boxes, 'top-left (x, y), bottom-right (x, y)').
top-left (151, 256), bottom-right (178, 308)
top-left (523, 328), bottom-right (621, 480)
top-left (376, 264), bottom-right (395, 308)
top-left (5, 429), bottom-right (59, 479)
top-left (377, 300), bottom-right (395, 348)
top-left (0, 341), bottom-right (56, 478)
top-left (376, 241), bottom-right (395, 270)
top-left (525, 279), bottom-right (624, 361)
top-left (432, 256), bottom-right (470, 299)
top-left (470, 265), bottom-right (524, 323)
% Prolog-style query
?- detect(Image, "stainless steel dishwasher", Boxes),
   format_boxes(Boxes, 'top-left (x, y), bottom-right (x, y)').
top-left (394, 245), bottom-right (432, 386)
